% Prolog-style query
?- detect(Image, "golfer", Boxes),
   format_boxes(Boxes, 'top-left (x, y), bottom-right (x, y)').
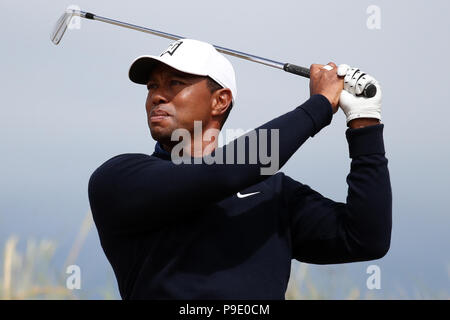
top-left (88, 39), bottom-right (392, 299)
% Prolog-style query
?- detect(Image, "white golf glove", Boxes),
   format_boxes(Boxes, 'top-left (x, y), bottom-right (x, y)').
top-left (337, 64), bottom-right (382, 125)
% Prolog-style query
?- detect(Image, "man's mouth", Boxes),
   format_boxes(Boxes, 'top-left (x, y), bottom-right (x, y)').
top-left (150, 109), bottom-right (171, 123)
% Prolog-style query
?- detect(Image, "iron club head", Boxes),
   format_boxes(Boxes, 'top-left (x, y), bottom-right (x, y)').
top-left (51, 8), bottom-right (79, 45)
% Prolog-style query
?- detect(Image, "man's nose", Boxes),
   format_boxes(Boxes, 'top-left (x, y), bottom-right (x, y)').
top-left (150, 86), bottom-right (170, 106)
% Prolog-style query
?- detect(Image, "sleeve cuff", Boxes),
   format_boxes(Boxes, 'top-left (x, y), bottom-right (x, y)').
top-left (300, 94), bottom-right (333, 137)
top-left (346, 123), bottom-right (385, 158)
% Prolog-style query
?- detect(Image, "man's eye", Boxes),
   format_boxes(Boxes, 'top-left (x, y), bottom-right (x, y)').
top-left (170, 80), bottom-right (184, 86)
top-left (147, 83), bottom-right (157, 91)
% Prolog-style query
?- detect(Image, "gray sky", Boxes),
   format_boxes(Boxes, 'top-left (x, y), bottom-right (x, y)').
top-left (1, 0), bottom-right (449, 298)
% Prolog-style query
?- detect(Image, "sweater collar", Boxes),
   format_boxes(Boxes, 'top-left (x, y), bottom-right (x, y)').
top-left (152, 142), bottom-right (171, 160)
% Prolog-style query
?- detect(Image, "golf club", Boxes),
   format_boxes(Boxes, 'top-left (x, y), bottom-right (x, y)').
top-left (51, 8), bottom-right (377, 98)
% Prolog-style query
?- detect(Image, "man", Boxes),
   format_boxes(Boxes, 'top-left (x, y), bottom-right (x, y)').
top-left (88, 39), bottom-right (392, 299)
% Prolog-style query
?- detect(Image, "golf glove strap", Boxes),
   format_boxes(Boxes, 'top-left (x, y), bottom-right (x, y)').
top-left (337, 64), bottom-right (382, 124)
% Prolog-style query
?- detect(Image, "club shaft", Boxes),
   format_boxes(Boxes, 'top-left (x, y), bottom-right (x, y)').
top-left (75, 10), bottom-right (287, 71)
top-left (66, 9), bottom-right (376, 98)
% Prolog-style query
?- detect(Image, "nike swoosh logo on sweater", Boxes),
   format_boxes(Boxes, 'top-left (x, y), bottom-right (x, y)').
top-left (237, 191), bottom-right (260, 198)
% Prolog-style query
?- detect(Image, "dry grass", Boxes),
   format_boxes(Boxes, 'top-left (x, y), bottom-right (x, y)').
top-left (0, 212), bottom-right (94, 300)
top-left (0, 235), bottom-right (76, 299)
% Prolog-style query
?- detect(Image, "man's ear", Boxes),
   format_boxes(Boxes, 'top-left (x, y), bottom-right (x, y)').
top-left (211, 88), bottom-right (232, 117)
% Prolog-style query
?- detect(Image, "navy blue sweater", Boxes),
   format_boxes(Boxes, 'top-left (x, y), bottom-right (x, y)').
top-left (88, 94), bottom-right (392, 299)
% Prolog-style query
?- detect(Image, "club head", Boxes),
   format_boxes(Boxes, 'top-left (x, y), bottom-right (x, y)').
top-left (51, 9), bottom-right (77, 45)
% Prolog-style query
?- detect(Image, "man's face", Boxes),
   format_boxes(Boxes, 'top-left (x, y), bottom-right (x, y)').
top-left (145, 63), bottom-right (214, 146)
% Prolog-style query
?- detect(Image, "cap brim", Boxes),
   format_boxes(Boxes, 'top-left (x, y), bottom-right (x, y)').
top-left (128, 55), bottom-right (208, 85)
top-left (129, 56), bottom-right (161, 85)
top-left (128, 55), bottom-right (234, 107)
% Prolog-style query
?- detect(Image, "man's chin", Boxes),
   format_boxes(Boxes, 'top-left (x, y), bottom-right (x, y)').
top-left (150, 126), bottom-right (172, 144)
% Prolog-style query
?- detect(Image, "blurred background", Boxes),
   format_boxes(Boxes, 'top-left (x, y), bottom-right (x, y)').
top-left (0, 0), bottom-right (449, 299)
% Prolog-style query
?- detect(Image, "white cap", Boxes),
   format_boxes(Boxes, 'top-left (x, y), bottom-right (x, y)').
top-left (129, 39), bottom-right (237, 106)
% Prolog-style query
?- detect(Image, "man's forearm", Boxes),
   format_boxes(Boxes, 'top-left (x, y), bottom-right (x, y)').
top-left (344, 124), bottom-right (392, 259)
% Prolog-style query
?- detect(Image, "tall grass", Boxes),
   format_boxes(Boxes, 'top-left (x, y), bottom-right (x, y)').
top-left (0, 212), bottom-right (94, 299)
top-left (0, 236), bottom-right (75, 299)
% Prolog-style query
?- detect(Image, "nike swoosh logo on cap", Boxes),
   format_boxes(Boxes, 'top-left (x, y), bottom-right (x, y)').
top-left (237, 191), bottom-right (260, 199)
